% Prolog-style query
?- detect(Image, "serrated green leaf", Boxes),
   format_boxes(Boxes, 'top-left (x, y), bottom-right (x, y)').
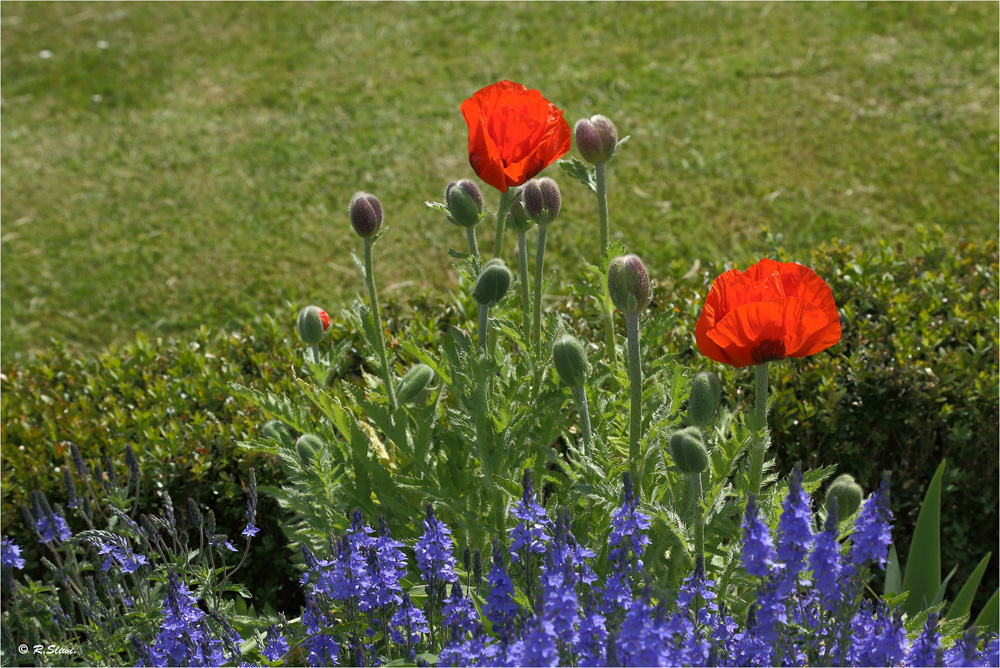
top-left (557, 157), bottom-right (597, 193)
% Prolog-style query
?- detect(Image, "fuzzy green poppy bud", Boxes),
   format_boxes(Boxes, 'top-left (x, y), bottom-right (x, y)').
top-left (574, 115), bottom-right (618, 165)
top-left (552, 334), bottom-right (589, 387)
top-left (262, 420), bottom-right (293, 448)
top-left (688, 371), bottom-right (722, 429)
top-left (396, 363), bottom-right (435, 404)
top-left (522, 177), bottom-right (561, 225)
top-left (506, 193), bottom-right (535, 233)
top-left (445, 179), bottom-right (484, 228)
top-left (295, 434), bottom-right (323, 464)
top-left (349, 192), bottom-right (383, 238)
top-left (297, 305), bottom-right (331, 345)
top-left (474, 259), bottom-right (513, 307)
top-left (825, 474), bottom-right (863, 521)
top-left (670, 426), bottom-right (709, 474)
top-left (607, 254), bottom-right (650, 315)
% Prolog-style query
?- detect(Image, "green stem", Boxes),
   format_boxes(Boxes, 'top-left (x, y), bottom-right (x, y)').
top-left (625, 312), bottom-right (642, 482)
top-left (518, 231), bottom-right (531, 342)
top-left (310, 342), bottom-right (320, 365)
top-left (596, 162), bottom-right (609, 260)
top-left (690, 471), bottom-right (704, 563)
top-left (478, 303), bottom-right (489, 353)
top-left (493, 189), bottom-right (517, 260)
top-left (364, 236), bottom-right (398, 410)
top-left (532, 224), bottom-right (548, 359)
top-left (571, 384), bottom-right (593, 456)
top-left (466, 225), bottom-right (479, 257)
top-left (748, 362), bottom-right (770, 497)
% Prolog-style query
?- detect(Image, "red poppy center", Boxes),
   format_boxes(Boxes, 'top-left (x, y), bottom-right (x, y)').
top-left (751, 338), bottom-right (787, 365)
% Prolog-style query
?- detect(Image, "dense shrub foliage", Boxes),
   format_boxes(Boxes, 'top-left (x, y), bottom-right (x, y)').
top-left (2, 232), bottom-right (997, 615)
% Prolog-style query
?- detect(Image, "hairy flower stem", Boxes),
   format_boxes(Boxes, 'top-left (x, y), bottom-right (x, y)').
top-left (310, 343), bottom-right (321, 365)
top-left (478, 304), bottom-right (490, 353)
top-left (517, 231), bottom-right (531, 342)
top-left (748, 362), bottom-right (770, 498)
top-left (466, 226), bottom-right (479, 257)
top-left (571, 384), bottom-right (593, 456)
top-left (532, 224), bottom-right (549, 361)
top-left (595, 162), bottom-right (619, 376)
top-left (493, 188), bottom-right (517, 260)
top-left (364, 236), bottom-right (398, 411)
top-left (689, 472), bottom-right (705, 563)
top-left (625, 312), bottom-right (642, 482)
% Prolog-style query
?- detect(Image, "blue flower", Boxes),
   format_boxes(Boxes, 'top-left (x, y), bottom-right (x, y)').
top-left (808, 500), bottom-right (844, 604)
top-left (390, 593), bottom-right (430, 649)
top-left (608, 473), bottom-right (651, 570)
top-left (146, 572), bottom-right (239, 667)
top-left (907, 613), bottom-right (941, 667)
top-left (776, 465), bottom-right (813, 591)
top-left (741, 495), bottom-right (780, 579)
top-left (364, 515), bottom-right (406, 611)
top-left (443, 582), bottom-right (480, 636)
top-left (849, 472), bottom-right (893, 569)
top-left (538, 551), bottom-right (580, 647)
top-left (414, 504), bottom-right (458, 585)
top-left (1, 536), bottom-right (25, 569)
top-left (599, 554), bottom-right (633, 616)
top-left (483, 540), bottom-right (520, 641)
top-left (575, 594), bottom-right (608, 667)
top-left (304, 633), bottom-right (340, 667)
top-left (519, 618), bottom-right (560, 667)
top-left (509, 469), bottom-right (553, 563)
top-left (261, 625), bottom-right (289, 662)
top-left (943, 628), bottom-right (982, 667)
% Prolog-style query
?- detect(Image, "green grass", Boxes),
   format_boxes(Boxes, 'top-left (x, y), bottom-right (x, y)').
top-left (2, 1), bottom-right (997, 363)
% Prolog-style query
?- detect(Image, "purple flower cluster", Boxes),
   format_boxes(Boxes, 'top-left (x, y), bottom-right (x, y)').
top-left (509, 468), bottom-right (554, 563)
top-left (1, 536), bottom-right (25, 570)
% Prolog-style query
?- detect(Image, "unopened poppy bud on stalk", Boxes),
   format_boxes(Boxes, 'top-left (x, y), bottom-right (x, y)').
top-left (445, 179), bottom-right (485, 228)
top-left (670, 427), bottom-right (710, 474)
top-left (349, 192), bottom-right (383, 238)
top-left (522, 177), bottom-right (562, 225)
top-left (505, 193), bottom-right (534, 233)
top-left (297, 306), bottom-right (331, 345)
top-left (295, 434), bottom-right (323, 465)
top-left (552, 334), bottom-right (589, 387)
top-left (607, 254), bottom-right (651, 315)
top-left (574, 115), bottom-right (618, 165)
top-left (396, 363), bottom-right (435, 405)
top-left (688, 371), bottom-right (722, 429)
top-left (825, 473), bottom-right (863, 521)
top-left (474, 259), bottom-right (514, 307)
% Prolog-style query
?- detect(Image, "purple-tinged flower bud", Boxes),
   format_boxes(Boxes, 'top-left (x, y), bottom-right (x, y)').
top-left (295, 434), bottom-right (323, 465)
top-left (607, 254), bottom-right (650, 315)
top-left (505, 191), bottom-right (535, 233)
top-left (445, 179), bottom-right (484, 228)
top-left (552, 334), bottom-right (589, 387)
top-left (688, 371), bottom-right (722, 429)
top-left (297, 306), bottom-right (331, 345)
top-left (574, 115), bottom-right (618, 165)
top-left (670, 427), bottom-right (709, 474)
top-left (474, 259), bottom-right (513, 307)
top-left (522, 177), bottom-right (561, 225)
top-left (825, 474), bottom-right (863, 521)
top-left (349, 192), bottom-right (383, 238)
top-left (396, 363), bottom-right (434, 404)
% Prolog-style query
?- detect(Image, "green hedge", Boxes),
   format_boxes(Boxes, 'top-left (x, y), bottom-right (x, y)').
top-left (2, 230), bottom-right (996, 613)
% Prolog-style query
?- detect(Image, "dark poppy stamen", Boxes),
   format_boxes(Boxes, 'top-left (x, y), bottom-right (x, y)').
top-left (751, 339), bottom-right (787, 365)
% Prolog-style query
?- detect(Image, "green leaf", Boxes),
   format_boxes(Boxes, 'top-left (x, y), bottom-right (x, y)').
top-left (945, 552), bottom-right (992, 622)
top-left (557, 157), bottom-right (597, 193)
top-left (974, 588), bottom-right (999, 635)
top-left (902, 459), bottom-right (946, 617)
top-left (884, 544), bottom-right (902, 595)
top-left (931, 564), bottom-right (959, 608)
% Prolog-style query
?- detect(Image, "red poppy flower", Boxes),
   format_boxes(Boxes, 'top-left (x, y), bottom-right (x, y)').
top-left (461, 80), bottom-right (572, 193)
top-left (696, 259), bottom-right (841, 368)
top-left (319, 309), bottom-right (330, 332)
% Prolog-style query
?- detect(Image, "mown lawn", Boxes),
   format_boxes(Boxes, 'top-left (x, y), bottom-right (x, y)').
top-left (2, 1), bottom-right (997, 363)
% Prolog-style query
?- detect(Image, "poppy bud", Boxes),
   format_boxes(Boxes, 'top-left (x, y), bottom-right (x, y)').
top-left (445, 179), bottom-right (484, 228)
top-left (297, 306), bottom-right (331, 345)
top-left (295, 434), bottom-right (323, 465)
top-left (474, 259), bottom-right (513, 307)
top-left (688, 371), bottom-right (722, 429)
top-left (506, 193), bottom-right (535, 233)
top-left (574, 115), bottom-right (618, 165)
top-left (522, 177), bottom-right (561, 225)
top-left (825, 474), bottom-right (863, 521)
top-left (607, 254), bottom-right (650, 315)
top-left (396, 363), bottom-right (435, 404)
top-left (349, 192), bottom-right (383, 238)
top-left (552, 334), bottom-right (589, 387)
top-left (670, 427), bottom-right (709, 474)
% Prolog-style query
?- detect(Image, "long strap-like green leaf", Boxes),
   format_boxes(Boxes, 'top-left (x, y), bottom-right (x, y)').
top-left (901, 459), bottom-right (946, 617)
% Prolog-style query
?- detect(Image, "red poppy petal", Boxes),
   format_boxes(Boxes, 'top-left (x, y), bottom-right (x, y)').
top-left (706, 300), bottom-right (790, 367)
top-left (786, 298), bottom-right (842, 358)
